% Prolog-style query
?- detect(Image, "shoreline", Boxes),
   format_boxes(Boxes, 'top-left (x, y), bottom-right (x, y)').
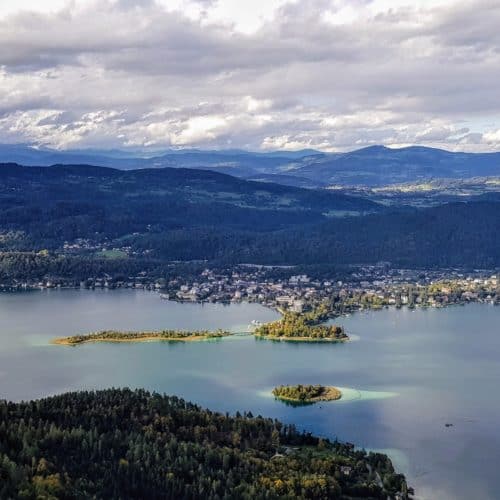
top-left (256, 335), bottom-right (348, 343)
top-left (3, 286), bottom-right (496, 318)
top-left (53, 332), bottom-right (346, 346)
top-left (52, 331), bottom-right (229, 346)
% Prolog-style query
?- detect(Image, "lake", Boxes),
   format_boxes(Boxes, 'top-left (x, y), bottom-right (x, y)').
top-left (0, 289), bottom-right (499, 500)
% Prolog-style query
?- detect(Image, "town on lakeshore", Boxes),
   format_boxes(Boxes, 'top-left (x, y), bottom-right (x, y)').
top-left (15, 259), bottom-right (495, 348)
top-left (5, 261), bottom-right (498, 315)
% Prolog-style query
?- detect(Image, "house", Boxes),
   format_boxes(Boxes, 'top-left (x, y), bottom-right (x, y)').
top-left (291, 300), bottom-right (304, 313)
top-left (340, 466), bottom-right (352, 476)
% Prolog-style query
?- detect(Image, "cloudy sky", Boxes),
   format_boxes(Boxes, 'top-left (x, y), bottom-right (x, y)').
top-left (0, 0), bottom-right (499, 152)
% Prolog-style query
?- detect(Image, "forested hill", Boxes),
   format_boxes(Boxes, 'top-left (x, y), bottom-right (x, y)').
top-left (0, 163), bottom-right (498, 268)
top-left (0, 163), bottom-right (378, 239)
top-left (0, 203), bottom-right (497, 271)
top-left (0, 388), bottom-right (410, 499)
top-left (260, 201), bottom-right (500, 268)
top-left (126, 201), bottom-right (500, 268)
top-left (0, 162), bottom-right (376, 213)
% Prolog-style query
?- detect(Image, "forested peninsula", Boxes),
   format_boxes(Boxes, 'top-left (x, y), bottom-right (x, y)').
top-left (0, 388), bottom-right (411, 499)
top-left (53, 329), bottom-right (228, 345)
top-left (255, 309), bottom-right (348, 342)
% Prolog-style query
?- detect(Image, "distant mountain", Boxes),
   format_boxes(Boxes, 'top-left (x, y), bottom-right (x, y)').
top-left (288, 146), bottom-right (500, 186)
top-left (0, 144), bottom-right (319, 176)
top-left (1, 143), bottom-right (500, 187)
top-left (0, 144), bottom-right (146, 169)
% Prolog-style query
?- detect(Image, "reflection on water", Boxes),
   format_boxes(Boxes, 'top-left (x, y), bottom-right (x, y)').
top-left (0, 290), bottom-right (499, 500)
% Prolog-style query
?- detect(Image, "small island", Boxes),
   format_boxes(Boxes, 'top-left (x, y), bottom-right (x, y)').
top-left (273, 384), bottom-right (342, 404)
top-left (52, 329), bottom-right (229, 345)
top-left (255, 309), bottom-right (348, 342)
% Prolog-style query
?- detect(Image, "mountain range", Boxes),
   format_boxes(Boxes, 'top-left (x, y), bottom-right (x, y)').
top-left (1, 144), bottom-right (500, 187)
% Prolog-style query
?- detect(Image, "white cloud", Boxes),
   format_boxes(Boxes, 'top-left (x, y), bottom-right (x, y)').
top-left (483, 129), bottom-right (500, 146)
top-left (173, 115), bottom-right (227, 145)
top-left (0, 0), bottom-right (499, 151)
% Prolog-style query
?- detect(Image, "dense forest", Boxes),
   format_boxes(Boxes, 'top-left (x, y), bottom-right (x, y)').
top-left (123, 202), bottom-right (500, 267)
top-left (0, 252), bottom-right (206, 283)
top-left (255, 312), bottom-right (347, 341)
top-left (0, 163), bottom-right (377, 241)
top-left (0, 388), bottom-right (410, 499)
top-left (0, 164), bottom-right (498, 269)
top-left (0, 253), bottom-right (361, 286)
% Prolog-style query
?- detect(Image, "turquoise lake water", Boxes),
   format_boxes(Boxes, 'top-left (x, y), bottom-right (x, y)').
top-left (0, 289), bottom-right (499, 500)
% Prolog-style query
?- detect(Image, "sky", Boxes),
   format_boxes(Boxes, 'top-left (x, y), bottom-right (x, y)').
top-left (0, 0), bottom-right (499, 152)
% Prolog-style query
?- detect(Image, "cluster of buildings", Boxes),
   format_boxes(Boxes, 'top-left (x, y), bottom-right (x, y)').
top-left (2, 263), bottom-right (499, 313)
top-left (160, 266), bottom-right (499, 312)
top-left (168, 269), bottom-right (310, 312)
top-left (62, 239), bottom-right (144, 257)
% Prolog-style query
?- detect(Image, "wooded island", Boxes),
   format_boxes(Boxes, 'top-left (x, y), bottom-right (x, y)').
top-left (53, 329), bottom-right (228, 345)
top-left (273, 384), bottom-right (342, 404)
